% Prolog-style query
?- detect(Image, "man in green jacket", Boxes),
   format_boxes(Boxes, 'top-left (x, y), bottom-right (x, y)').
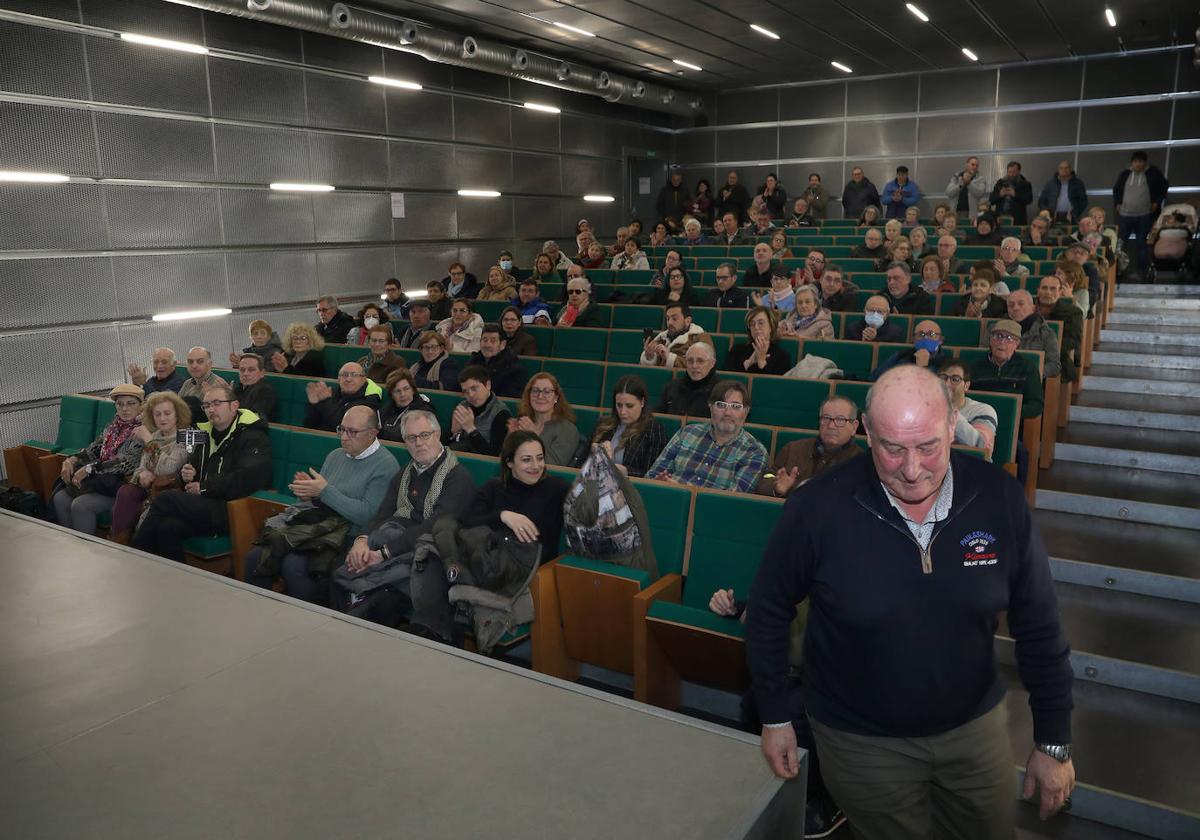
top-left (968, 320), bottom-right (1044, 420)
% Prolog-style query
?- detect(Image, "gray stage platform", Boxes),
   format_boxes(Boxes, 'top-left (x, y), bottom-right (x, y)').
top-left (0, 511), bottom-right (804, 839)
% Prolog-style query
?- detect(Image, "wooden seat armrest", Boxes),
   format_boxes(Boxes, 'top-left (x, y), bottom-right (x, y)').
top-left (226, 496), bottom-right (288, 581)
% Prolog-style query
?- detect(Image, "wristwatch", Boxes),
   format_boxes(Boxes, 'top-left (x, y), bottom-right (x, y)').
top-left (1036, 743), bottom-right (1072, 762)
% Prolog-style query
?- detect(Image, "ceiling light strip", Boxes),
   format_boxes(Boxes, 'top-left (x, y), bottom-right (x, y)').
top-left (152, 308), bottom-right (233, 322)
top-left (0, 171), bottom-right (70, 183)
top-left (962, 47), bottom-right (979, 62)
top-left (523, 102), bottom-right (561, 114)
top-left (831, 61), bottom-right (853, 74)
top-left (1104, 8), bottom-right (1117, 27)
top-left (119, 32), bottom-right (209, 55)
top-left (367, 75), bottom-right (422, 90)
top-left (905, 4), bottom-right (929, 22)
top-left (270, 182), bottom-right (335, 192)
top-left (553, 21), bottom-right (595, 38)
top-left (583, 194), bottom-right (614, 203)
top-left (749, 24), bottom-right (780, 40)
top-left (673, 59), bottom-right (702, 72)
top-left (458, 189), bottom-right (501, 198)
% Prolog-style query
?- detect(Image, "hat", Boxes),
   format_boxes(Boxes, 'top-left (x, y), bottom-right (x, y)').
top-left (408, 298), bottom-right (431, 310)
top-left (109, 383), bottom-right (145, 402)
top-left (990, 319), bottom-right (1022, 338)
top-left (976, 212), bottom-right (998, 228)
top-left (576, 218), bottom-right (589, 228)
top-left (1065, 240), bottom-right (1089, 253)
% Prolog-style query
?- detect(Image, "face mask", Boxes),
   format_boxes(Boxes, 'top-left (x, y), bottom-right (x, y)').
top-left (363, 317), bottom-right (379, 329)
top-left (500, 260), bottom-right (512, 271)
top-left (864, 311), bottom-right (886, 329)
top-left (914, 338), bottom-right (940, 354)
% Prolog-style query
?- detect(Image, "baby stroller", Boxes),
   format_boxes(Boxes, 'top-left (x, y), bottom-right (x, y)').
top-left (1147, 203), bottom-right (1198, 281)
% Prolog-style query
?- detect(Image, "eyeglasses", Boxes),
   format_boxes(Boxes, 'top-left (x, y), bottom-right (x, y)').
top-left (938, 374), bottom-right (965, 385)
top-left (716, 274), bottom-right (732, 282)
top-left (818, 415), bottom-right (854, 427)
top-left (567, 289), bottom-right (586, 295)
top-left (200, 399), bottom-right (233, 410)
top-left (114, 399), bottom-right (141, 409)
top-left (339, 371), bottom-right (365, 379)
top-left (808, 256), bottom-right (825, 264)
top-left (713, 400), bottom-right (744, 412)
top-left (914, 330), bottom-right (942, 339)
top-left (991, 333), bottom-right (1019, 344)
top-left (336, 426), bottom-right (370, 437)
top-left (402, 430), bottom-right (437, 445)
top-left (293, 335), bottom-right (309, 342)
top-left (316, 307), bottom-right (333, 313)
top-left (530, 388), bottom-right (556, 397)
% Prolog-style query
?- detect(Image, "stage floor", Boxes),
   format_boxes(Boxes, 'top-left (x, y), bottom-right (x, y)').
top-left (0, 511), bottom-right (800, 839)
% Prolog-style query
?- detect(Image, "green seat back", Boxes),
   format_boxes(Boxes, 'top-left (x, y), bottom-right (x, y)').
top-left (628, 478), bottom-right (692, 577)
top-left (607, 330), bottom-right (649, 364)
top-left (214, 368), bottom-right (238, 384)
top-left (690, 307), bottom-right (719, 333)
top-left (690, 246), bottom-right (729, 258)
top-left (802, 340), bottom-right (874, 380)
top-left (774, 428), bottom-right (820, 450)
top-left (719, 307), bottom-right (751, 334)
top-left (646, 600), bottom-right (746, 640)
top-left (264, 374), bottom-right (314, 427)
top-left (573, 406), bottom-right (603, 441)
top-left (728, 246), bottom-right (755, 258)
top-left (695, 257), bottom-right (728, 270)
top-left (587, 268), bottom-right (615, 283)
top-left (289, 428), bottom-right (342, 474)
top-left (957, 246), bottom-right (998, 261)
top-left (875, 343), bottom-right (913, 372)
top-left (473, 300), bottom-right (509, 322)
top-left (553, 327), bottom-right (608, 361)
top-left (684, 491), bottom-right (784, 608)
top-left (423, 390), bottom-right (461, 424)
top-left (525, 325), bottom-right (554, 356)
top-left (268, 426), bottom-right (293, 491)
top-left (93, 399), bottom-right (117, 435)
top-left (611, 305), bottom-right (664, 331)
top-left (742, 422), bottom-right (775, 453)
top-left (964, 389), bottom-right (1020, 465)
top-left (182, 535), bottom-right (232, 557)
top-left (381, 441), bottom-right (413, 470)
top-left (853, 289), bottom-right (878, 309)
top-left (457, 452), bottom-right (500, 486)
top-left (55, 395), bottom-right (98, 452)
top-left (747, 377), bottom-right (831, 428)
top-left (543, 359), bottom-right (604, 408)
top-left (654, 412), bottom-right (683, 440)
top-left (840, 259), bottom-right (878, 274)
top-left (709, 333), bottom-right (732, 366)
top-left (517, 355), bottom-right (544, 380)
top-left (602, 364), bottom-right (674, 405)
top-left (831, 380), bottom-right (872, 417)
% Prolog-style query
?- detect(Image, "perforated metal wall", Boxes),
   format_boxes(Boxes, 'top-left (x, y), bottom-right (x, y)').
top-left (0, 257), bottom-right (118, 330)
top-left (0, 326), bottom-right (124, 406)
top-left (113, 253), bottom-right (229, 320)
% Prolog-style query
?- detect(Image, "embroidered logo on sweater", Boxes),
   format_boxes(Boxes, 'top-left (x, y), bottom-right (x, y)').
top-left (960, 530), bottom-right (998, 566)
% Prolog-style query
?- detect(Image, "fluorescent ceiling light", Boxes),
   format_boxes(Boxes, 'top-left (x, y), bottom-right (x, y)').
top-left (270, 182), bottom-right (335, 192)
top-left (152, 308), bottom-right (233, 322)
top-left (584, 195), bottom-right (615, 203)
top-left (119, 32), bottom-right (209, 55)
top-left (905, 3), bottom-right (929, 22)
top-left (673, 59), bottom-right (702, 72)
top-left (0, 171), bottom-right (69, 183)
top-left (961, 47), bottom-right (979, 61)
top-left (749, 24), bottom-right (780, 40)
top-left (553, 21), bottom-right (595, 37)
top-left (523, 102), bottom-right (561, 114)
top-left (385, 290), bottom-right (430, 299)
top-left (831, 61), bottom-right (853, 74)
top-left (458, 189), bottom-right (501, 198)
top-left (367, 75), bottom-right (422, 90)
top-left (1104, 7), bottom-right (1117, 27)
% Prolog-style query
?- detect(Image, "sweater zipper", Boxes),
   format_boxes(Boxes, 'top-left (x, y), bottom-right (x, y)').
top-left (854, 489), bottom-right (978, 575)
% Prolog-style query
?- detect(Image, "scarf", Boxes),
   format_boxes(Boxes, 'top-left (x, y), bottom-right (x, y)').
top-left (558, 304), bottom-right (579, 327)
top-left (393, 448), bottom-right (459, 522)
top-left (790, 310), bottom-right (820, 330)
top-left (420, 352), bottom-right (448, 384)
top-left (100, 414), bottom-right (141, 462)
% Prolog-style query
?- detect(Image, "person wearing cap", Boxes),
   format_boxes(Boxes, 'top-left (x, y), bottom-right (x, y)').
top-left (655, 168), bottom-right (692, 225)
top-left (969, 319), bottom-right (1044, 420)
top-left (52, 384), bottom-right (148, 535)
top-left (965, 212), bottom-right (1004, 247)
top-left (396, 299), bottom-right (436, 349)
top-left (881, 166), bottom-right (921, 220)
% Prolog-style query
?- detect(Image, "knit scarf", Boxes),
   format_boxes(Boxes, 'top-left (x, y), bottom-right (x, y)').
top-left (100, 414), bottom-right (141, 462)
top-left (393, 448), bottom-right (459, 522)
top-left (790, 310), bottom-right (820, 330)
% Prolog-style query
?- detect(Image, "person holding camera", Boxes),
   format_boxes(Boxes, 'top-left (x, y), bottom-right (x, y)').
top-left (640, 302), bottom-right (707, 370)
top-left (881, 166), bottom-right (921, 220)
top-left (946, 156), bottom-right (988, 219)
top-left (990, 161), bottom-right (1034, 225)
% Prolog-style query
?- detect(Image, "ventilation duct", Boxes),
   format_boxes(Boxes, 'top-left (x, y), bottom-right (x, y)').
top-left (164, 0), bottom-right (701, 116)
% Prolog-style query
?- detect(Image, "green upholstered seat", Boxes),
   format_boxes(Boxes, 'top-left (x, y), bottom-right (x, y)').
top-left (747, 377), bottom-right (830, 428)
top-left (646, 600), bottom-right (746, 639)
top-left (802, 339), bottom-right (875, 380)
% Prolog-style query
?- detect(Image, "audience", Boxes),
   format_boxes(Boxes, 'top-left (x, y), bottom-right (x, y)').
top-left (228, 319), bottom-right (283, 367)
top-left (801, 173), bottom-right (829, 219)
top-left (590, 376), bottom-right (669, 478)
top-left (396, 300), bottom-right (436, 348)
top-left (314, 295), bottom-right (356, 344)
top-left (411, 331), bottom-right (461, 392)
top-left (743, 242), bottom-right (782, 288)
top-left (641, 302), bottom-right (708, 369)
top-left (778, 286), bottom-right (833, 340)
top-left (754, 272), bottom-right (797, 316)
top-left (650, 266), bottom-right (700, 307)
top-left (757, 174), bottom-right (788, 220)
top-left (965, 212), bottom-right (1003, 246)
top-left (789, 197), bottom-right (814, 227)
top-left (716, 170), bottom-right (751, 223)
top-left (1038, 160), bottom-right (1088, 224)
top-left (879, 236), bottom-right (919, 273)
top-left (510, 373), bottom-right (580, 466)
top-left (857, 205), bottom-right (881, 226)
top-left (347, 304), bottom-right (389, 347)
top-left (444, 261), bottom-right (481, 299)
top-left (379, 368), bottom-right (434, 442)
top-left (969, 319), bottom-right (1044, 420)
top-left (382, 277), bottom-right (410, 320)
top-left (1113, 150), bottom-right (1168, 278)
top-left (233, 353), bottom-right (278, 421)
top-left (795, 248), bottom-right (826, 287)
top-left (936, 357), bottom-right (997, 461)
top-left (705, 262), bottom-right (751, 308)
top-left (882, 166), bottom-right (921, 219)
top-left (769, 229), bottom-right (793, 260)
top-left (612, 237), bottom-right (650, 271)
top-left (879, 262), bottom-right (934, 315)
top-left (727, 306), bottom-right (794, 374)
top-left (756, 396), bottom-right (862, 498)
top-left (952, 268), bottom-right (1008, 318)
top-left (909, 225), bottom-right (931, 257)
top-left (946, 156), bottom-right (988, 217)
top-left (852, 227), bottom-right (886, 260)
top-left (558, 278), bottom-right (605, 327)
top-left (477, 265), bottom-right (519, 301)
top-left (469, 322), bottom-right (529, 398)
top-left (648, 381), bottom-right (767, 493)
top-left (109, 391), bottom-right (191, 544)
top-left (1035, 275), bottom-right (1082, 382)
top-left (872, 319), bottom-right (949, 379)
top-left (436, 298), bottom-right (484, 353)
top-left (355, 325), bottom-right (406, 386)
top-left (128, 347), bottom-right (184, 394)
top-left (425, 280), bottom-right (453, 320)
top-left (513, 279), bottom-right (552, 325)
top-left (1007, 290), bottom-right (1062, 379)
top-left (656, 169), bottom-right (691, 223)
top-left (817, 266), bottom-right (858, 313)
top-left (655, 342), bottom-right (719, 417)
top-left (499, 306), bottom-right (538, 356)
top-left (841, 167), bottom-right (880, 221)
top-left (919, 255), bottom-right (956, 295)
top-left (304, 363), bottom-right (383, 433)
top-left (272, 322), bottom-right (326, 377)
top-left (846, 295), bottom-right (906, 343)
top-left (447, 365), bottom-right (511, 456)
top-left (937, 234), bottom-right (968, 276)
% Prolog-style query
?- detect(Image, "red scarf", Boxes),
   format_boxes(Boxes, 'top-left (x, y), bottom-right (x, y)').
top-left (100, 414), bottom-right (141, 462)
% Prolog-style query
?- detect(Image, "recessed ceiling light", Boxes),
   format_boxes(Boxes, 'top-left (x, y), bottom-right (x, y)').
top-left (961, 47), bottom-right (979, 61)
top-left (269, 182), bottom-right (335, 192)
top-left (119, 32), bottom-right (209, 55)
top-left (831, 61), bottom-right (853, 74)
top-left (553, 21), bottom-right (595, 38)
top-left (523, 102), bottom-right (561, 114)
top-left (673, 59), bottom-right (702, 72)
top-left (152, 308), bottom-right (233, 322)
top-left (1104, 7), bottom-right (1117, 27)
top-left (749, 24), bottom-right (780, 40)
top-left (905, 3), bottom-right (929, 22)
top-left (458, 189), bottom-right (502, 198)
top-left (0, 171), bottom-right (69, 183)
top-left (584, 195), bottom-right (615, 203)
top-left (367, 75), bottom-right (422, 90)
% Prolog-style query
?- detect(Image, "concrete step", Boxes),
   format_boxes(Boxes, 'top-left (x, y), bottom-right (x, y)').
top-left (1035, 509), bottom-right (1200, 579)
top-left (1037, 489), bottom-right (1200, 530)
top-left (1085, 366), bottom-right (1200, 386)
top-left (1112, 297), bottom-right (1200, 310)
top-left (1053, 442), bottom-right (1200, 474)
top-left (1106, 311), bottom-right (1198, 327)
top-left (1074, 389), bottom-right (1200, 416)
top-left (1116, 284), bottom-right (1200, 297)
top-left (1100, 329), bottom-right (1200, 347)
top-left (1090, 350), bottom-right (1200, 370)
top-left (1037, 460), bottom-right (1200, 509)
top-left (1058, 417), bottom-right (1200, 453)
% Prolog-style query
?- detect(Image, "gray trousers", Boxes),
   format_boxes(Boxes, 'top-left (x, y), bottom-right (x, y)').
top-left (52, 489), bottom-right (116, 536)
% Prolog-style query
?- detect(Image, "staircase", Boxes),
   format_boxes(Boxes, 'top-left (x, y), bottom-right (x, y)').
top-left (1025, 283), bottom-right (1200, 839)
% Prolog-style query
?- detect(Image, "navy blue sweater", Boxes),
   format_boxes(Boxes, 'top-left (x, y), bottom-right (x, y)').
top-left (746, 452), bottom-right (1072, 744)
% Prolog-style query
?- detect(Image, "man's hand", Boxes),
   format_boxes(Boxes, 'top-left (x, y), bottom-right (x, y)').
top-left (709, 588), bottom-right (738, 617)
top-left (138, 469), bottom-right (155, 489)
top-left (774, 466), bottom-right (800, 497)
top-left (1023, 749), bottom-right (1075, 820)
top-left (452, 404), bottom-right (476, 434)
top-left (180, 463), bottom-right (197, 483)
top-left (500, 510), bottom-right (540, 543)
top-left (993, 257), bottom-right (1007, 276)
top-left (862, 325), bottom-right (878, 342)
top-left (306, 381), bottom-right (332, 404)
top-left (345, 537), bottom-right (382, 572)
top-left (761, 725), bottom-right (800, 780)
top-left (289, 467), bottom-right (327, 500)
top-left (914, 348), bottom-right (932, 367)
top-left (184, 481), bottom-right (201, 494)
top-left (127, 363), bottom-right (148, 386)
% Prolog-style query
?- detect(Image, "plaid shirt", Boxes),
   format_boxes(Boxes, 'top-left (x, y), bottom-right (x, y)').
top-left (649, 423), bottom-right (768, 493)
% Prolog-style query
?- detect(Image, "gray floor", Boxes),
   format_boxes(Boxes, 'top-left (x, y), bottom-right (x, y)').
top-left (1035, 510), bottom-right (1200, 580)
top-left (0, 512), bottom-right (797, 840)
top-left (1037, 461), bottom-right (1200, 510)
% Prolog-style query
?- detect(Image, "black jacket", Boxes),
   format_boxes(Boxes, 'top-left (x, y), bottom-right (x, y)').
top-left (821, 284), bottom-right (860, 314)
top-left (989, 175), bottom-right (1034, 224)
top-left (367, 449), bottom-right (476, 558)
top-left (951, 293), bottom-right (1007, 318)
top-left (281, 351), bottom-right (326, 378)
top-left (746, 452), bottom-right (1073, 743)
top-left (379, 393), bottom-right (435, 442)
top-left (841, 178), bottom-right (881, 220)
top-left (758, 184), bottom-right (788, 220)
top-left (716, 182), bottom-right (751, 223)
top-left (468, 348), bottom-right (530, 399)
top-left (1112, 165), bottom-right (1169, 215)
top-left (397, 322), bottom-right (436, 349)
top-left (195, 408), bottom-right (272, 518)
top-left (845, 317), bottom-right (906, 344)
top-left (461, 475), bottom-right (571, 562)
top-left (704, 286), bottom-right (751, 308)
top-left (725, 341), bottom-right (793, 375)
top-left (653, 369), bottom-right (718, 417)
top-left (655, 181), bottom-right (692, 222)
top-left (316, 310), bottom-right (356, 345)
top-left (233, 380), bottom-right (277, 423)
top-left (304, 382), bottom-right (384, 432)
top-left (442, 273), bottom-right (482, 300)
top-left (742, 262), bottom-right (782, 288)
top-left (880, 282), bottom-right (934, 316)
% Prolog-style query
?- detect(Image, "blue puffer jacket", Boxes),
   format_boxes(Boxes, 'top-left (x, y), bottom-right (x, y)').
top-left (881, 178), bottom-right (921, 219)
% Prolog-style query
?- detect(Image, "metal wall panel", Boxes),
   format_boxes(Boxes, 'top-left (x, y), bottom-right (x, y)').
top-left (456, 243), bottom-right (506, 279)
top-left (84, 36), bottom-right (210, 114)
top-left (1174, 97), bottom-right (1200, 140)
top-left (511, 109), bottom-right (560, 153)
top-left (1166, 146), bottom-right (1200, 183)
top-left (779, 123), bottom-right (845, 160)
top-left (1177, 53), bottom-right (1199, 94)
top-left (847, 76), bottom-right (918, 116)
top-left (118, 319), bottom-right (235, 381)
top-left (389, 140), bottom-right (455, 190)
top-left (0, 101), bottom-right (100, 177)
top-left (453, 66), bottom-right (509, 99)
top-left (716, 127), bottom-right (777, 162)
top-left (94, 112), bottom-right (216, 181)
top-left (0, 257), bottom-right (117, 329)
top-left (3, 0), bottom-right (79, 22)
top-left (81, 0), bottom-right (204, 42)
top-left (514, 197), bottom-right (561, 240)
top-left (779, 83), bottom-right (846, 121)
top-left (453, 98), bottom-right (512, 147)
top-left (201, 12), bottom-right (303, 62)
top-left (457, 196), bottom-right (513, 240)
top-left (391, 194), bottom-right (457, 240)
top-left (308, 133), bottom-right (390, 188)
top-left (674, 131), bottom-right (717, 164)
top-left (997, 62), bottom-right (1082, 106)
top-left (845, 118), bottom-right (916, 157)
top-left (1076, 149), bottom-right (1151, 185)
top-left (454, 148), bottom-right (513, 193)
top-left (394, 245), bottom-right (460, 284)
top-left (0, 325), bottom-right (124, 406)
top-left (0, 21), bottom-right (89, 100)
top-left (312, 192), bottom-right (392, 243)
top-left (917, 156), bottom-right (998, 198)
top-left (382, 48), bottom-right (454, 90)
top-left (1078, 102), bottom-right (1173, 145)
top-left (919, 69), bottom-right (998, 112)
top-left (0, 183), bottom-right (108, 251)
top-left (105, 185), bottom-right (222, 248)
top-left (219, 189), bottom-right (315, 245)
top-left (1017, 154), bottom-right (1076, 193)
top-left (305, 72), bottom-right (385, 133)
top-left (993, 107), bottom-right (1078, 149)
top-left (716, 89), bottom-right (777, 126)
top-left (209, 60), bottom-right (308, 126)
top-left (316, 247), bottom-right (395, 297)
top-left (778, 164), bottom-right (846, 198)
top-left (1083, 54), bottom-right (1177, 100)
top-left (113, 253), bottom-right (228, 320)
top-left (512, 152), bottom-right (562, 195)
top-left (561, 115), bottom-right (615, 158)
top-left (226, 250), bottom-right (318, 307)
top-left (214, 123), bottom-right (312, 184)
top-left (301, 30), bottom-right (381, 75)
top-left (916, 113), bottom-right (994, 154)
top-left (387, 89), bottom-right (454, 142)
top-left (561, 156), bottom-right (610, 196)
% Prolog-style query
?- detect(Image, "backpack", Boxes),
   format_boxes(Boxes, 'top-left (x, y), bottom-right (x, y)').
top-left (0, 486), bottom-right (45, 519)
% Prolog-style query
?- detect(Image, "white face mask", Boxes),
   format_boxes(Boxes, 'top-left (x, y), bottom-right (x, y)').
top-left (363, 317), bottom-right (379, 329)
top-left (500, 259), bottom-right (513, 270)
top-left (864, 311), bottom-right (886, 328)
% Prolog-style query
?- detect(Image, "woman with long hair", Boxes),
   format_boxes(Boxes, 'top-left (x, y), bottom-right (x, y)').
top-left (271, 322), bottom-right (326, 377)
top-left (509, 373), bottom-right (580, 466)
top-left (589, 375), bottom-right (668, 478)
top-left (649, 266), bottom-right (699, 307)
